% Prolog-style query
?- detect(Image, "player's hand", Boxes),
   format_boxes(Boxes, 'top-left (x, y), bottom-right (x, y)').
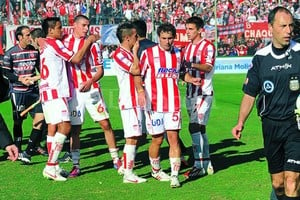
top-left (19, 76), bottom-right (32, 86)
top-left (88, 34), bottom-right (101, 43)
top-left (6, 144), bottom-right (19, 161)
top-left (79, 79), bottom-right (92, 92)
top-left (133, 41), bottom-right (140, 56)
top-left (184, 74), bottom-right (201, 86)
top-left (191, 77), bottom-right (201, 86)
top-left (231, 124), bottom-right (244, 140)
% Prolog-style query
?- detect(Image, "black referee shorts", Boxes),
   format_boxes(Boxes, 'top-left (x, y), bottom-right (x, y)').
top-left (11, 91), bottom-right (42, 120)
top-left (262, 117), bottom-right (300, 174)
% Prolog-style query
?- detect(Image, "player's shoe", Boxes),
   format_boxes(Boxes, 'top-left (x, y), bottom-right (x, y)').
top-left (68, 166), bottom-right (81, 178)
top-left (56, 165), bottom-right (69, 178)
top-left (58, 152), bottom-right (72, 163)
top-left (183, 167), bottom-right (205, 179)
top-left (123, 173), bottom-right (147, 184)
top-left (18, 151), bottom-right (31, 164)
top-left (35, 147), bottom-right (48, 156)
top-left (43, 167), bottom-right (67, 181)
top-left (206, 162), bottom-right (214, 175)
top-left (151, 170), bottom-right (171, 181)
top-left (170, 175), bottom-right (181, 188)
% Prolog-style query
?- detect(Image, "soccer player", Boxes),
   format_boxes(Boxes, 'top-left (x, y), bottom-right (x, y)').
top-left (63, 15), bottom-right (121, 177)
top-left (39, 17), bottom-right (99, 181)
top-left (232, 7), bottom-right (300, 199)
top-left (113, 22), bottom-right (147, 184)
top-left (132, 19), bottom-right (189, 167)
top-left (136, 23), bottom-right (201, 188)
top-left (181, 16), bottom-right (216, 179)
top-left (2, 25), bottom-right (45, 164)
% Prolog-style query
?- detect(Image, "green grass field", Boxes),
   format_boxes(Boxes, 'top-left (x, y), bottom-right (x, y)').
top-left (0, 74), bottom-right (270, 200)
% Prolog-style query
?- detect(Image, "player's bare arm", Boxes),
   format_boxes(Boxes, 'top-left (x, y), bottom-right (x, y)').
top-left (134, 75), bottom-right (145, 107)
top-left (232, 94), bottom-right (255, 140)
top-left (71, 34), bottom-right (100, 64)
top-left (191, 63), bottom-right (213, 72)
top-left (130, 41), bottom-right (140, 76)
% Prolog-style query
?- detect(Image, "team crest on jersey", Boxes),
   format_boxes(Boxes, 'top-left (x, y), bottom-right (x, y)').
top-left (263, 80), bottom-right (274, 93)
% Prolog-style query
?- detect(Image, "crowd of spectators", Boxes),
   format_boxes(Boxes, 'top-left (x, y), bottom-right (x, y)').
top-left (0, 0), bottom-right (299, 56)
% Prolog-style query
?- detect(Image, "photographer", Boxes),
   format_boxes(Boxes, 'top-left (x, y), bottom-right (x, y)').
top-left (0, 59), bottom-right (18, 161)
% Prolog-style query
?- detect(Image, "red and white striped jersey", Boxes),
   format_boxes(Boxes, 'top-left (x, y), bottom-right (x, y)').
top-left (63, 34), bottom-right (103, 89)
top-left (113, 46), bottom-right (138, 110)
top-left (183, 39), bottom-right (216, 97)
top-left (140, 45), bottom-right (183, 112)
top-left (39, 37), bottom-right (74, 102)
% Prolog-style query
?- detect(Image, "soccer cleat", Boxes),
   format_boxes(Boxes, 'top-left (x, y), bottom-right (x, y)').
top-left (58, 152), bottom-right (72, 163)
top-left (43, 167), bottom-right (67, 181)
top-left (35, 147), bottom-right (48, 156)
top-left (183, 167), bottom-right (205, 179)
top-left (170, 175), bottom-right (181, 188)
top-left (123, 173), bottom-right (147, 184)
top-left (56, 165), bottom-right (69, 178)
top-left (151, 170), bottom-right (171, 182)
top-left (18, 151), bottom-right (31, 164)
top-left (68, 166), bottom-right (81, 178)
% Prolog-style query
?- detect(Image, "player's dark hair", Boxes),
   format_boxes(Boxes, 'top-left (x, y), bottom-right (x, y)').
top-left (268, 6), bottom-right (292, 25)
top-left (186, 16), bottom-right (204, 29)
top-left (132, 19), bottom-right (147, 38)
top-left (116, 22), bottom-right (135, 43)
top-left (74, 14), bottom-right (89, 22)
top-left (42, 17), bottom-right (60, 36)
top-left (15, 26), bottom-right (30, 41)
top-left (157, 23), bottom-right (176, 38)
top-left (30, 28), bottom-right (45, 40)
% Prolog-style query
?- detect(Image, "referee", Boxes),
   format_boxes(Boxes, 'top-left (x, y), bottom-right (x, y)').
top-left (232, 7), bottom-right (300, 199)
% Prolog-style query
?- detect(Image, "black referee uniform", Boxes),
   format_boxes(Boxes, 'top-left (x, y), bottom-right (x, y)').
top-left (243, 40), bottom-right (300, 174)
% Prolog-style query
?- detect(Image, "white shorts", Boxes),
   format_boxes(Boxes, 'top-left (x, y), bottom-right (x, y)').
top-left (120, 108), bottom-right (143, 138)
top-left (186, 95), bottom-right (213, 125)
top-left (69, 88), bottom-right (110, 125)
top-left (145, 111), bottom-right (181, 135)
top-left (42, 98), bottom-right (70, 125)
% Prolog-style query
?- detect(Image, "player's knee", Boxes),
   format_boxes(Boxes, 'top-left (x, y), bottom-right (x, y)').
top-left (33, 119), bottom-right (44, 130)
top-left (99, 119), bottom-right (112, 131)
top-left (189, 123), bottom-right (206, 134)
top-left (272, 180), bottom-right (284, 195)
top-left (151, 134), bottom-right (164, 145)
top-left (284, 175), bottom-right (299, 196)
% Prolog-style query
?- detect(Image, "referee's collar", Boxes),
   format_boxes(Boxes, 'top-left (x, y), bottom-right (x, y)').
top-left (271, 43), bottom-right (289, 56)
